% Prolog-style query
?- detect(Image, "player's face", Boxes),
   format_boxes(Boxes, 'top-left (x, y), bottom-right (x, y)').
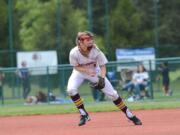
top-left (138, 65), bottom-right (144, 72)
top-left (79, 35), bottom-right (93, 51)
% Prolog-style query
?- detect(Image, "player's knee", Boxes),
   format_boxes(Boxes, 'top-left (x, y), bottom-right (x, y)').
top-left (106, 90), bottom-right (119, 101)
top-left (67, 88), bottom-right (78, 96)
top-left (111, 94), bottom-right (119, 101)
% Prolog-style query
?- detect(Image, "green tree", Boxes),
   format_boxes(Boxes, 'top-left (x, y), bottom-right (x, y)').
top-left (0, 0), bottom-right (8, 50)
top-left (158, 0), bottom-right (180, 57)
top-left (16, 0), bottom-right (87, 64)
top-left (109, 0), bottom-right (180, 59)
top-left (109, 0), bottom-right (144, 60)
top-left (1, 0), bottom-right (180, 67)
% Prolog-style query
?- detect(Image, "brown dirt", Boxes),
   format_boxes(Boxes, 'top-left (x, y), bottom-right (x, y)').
top-left (0, 109), bottom-right (179, 135)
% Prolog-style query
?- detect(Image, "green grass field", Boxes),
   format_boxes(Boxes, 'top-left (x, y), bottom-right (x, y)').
top-left (0, 99), bottom-right (180, 117)
top-left (1, 86), bottom-right (180, 117)
top-left (0, 71), bottom-right (180, 117)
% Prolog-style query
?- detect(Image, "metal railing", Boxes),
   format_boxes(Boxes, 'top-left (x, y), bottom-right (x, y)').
top-left (0, 57), bottom-right (180, 106)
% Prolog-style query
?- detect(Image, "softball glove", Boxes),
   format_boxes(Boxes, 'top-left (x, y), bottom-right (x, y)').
top-left (90, 76), bottom-right (105, 89)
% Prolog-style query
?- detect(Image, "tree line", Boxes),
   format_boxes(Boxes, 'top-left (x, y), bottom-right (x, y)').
top-left (0, 0), bottom-right (180, 66)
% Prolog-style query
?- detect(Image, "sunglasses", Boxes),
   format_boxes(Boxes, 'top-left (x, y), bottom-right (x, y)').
top-left (79, 36), bottom-right (93, 41)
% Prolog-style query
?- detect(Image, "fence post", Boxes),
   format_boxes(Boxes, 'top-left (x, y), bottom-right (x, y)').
top-left (154, 0), bottom-right (160, 58)
top-left (104, 0), bottom-right (110, 59)
top-left (8, 0), bottom-right (14, 67)
top-left (56, 0), bottom-right (61, 64)
top-left (87, 0), bottom-right (93, 31)
top-left (149, 60), bottom-right (154, 99)
top-left (59, 66), bottom-right (66, 97)
top-left (1, 87), bottom-right (4, 105)
top-left (46, 66), bottom-right (50, 104)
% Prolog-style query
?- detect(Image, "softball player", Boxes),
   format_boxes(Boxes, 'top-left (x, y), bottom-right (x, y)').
top-left (67, 31), bottom-right (142, 126)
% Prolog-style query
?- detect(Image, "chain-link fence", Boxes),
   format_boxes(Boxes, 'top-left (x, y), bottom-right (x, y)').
top-left (0, 57), bottom-right (180, 106)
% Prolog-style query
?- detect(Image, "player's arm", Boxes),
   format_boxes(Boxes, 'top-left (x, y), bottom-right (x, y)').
top-left (96, 49), bottom-right (108, 78)
top-left (99, 64), bottom-right (106, 78)
top-left (89, 64), bottom-right (106, 89)
top-left (74, 65), bottom-right (87, 73)
top-left (75, 65), bottom-right (96, 76)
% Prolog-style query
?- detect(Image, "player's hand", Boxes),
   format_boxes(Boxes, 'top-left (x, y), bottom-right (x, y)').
top-left (90, 76), bottom-right (105, 89)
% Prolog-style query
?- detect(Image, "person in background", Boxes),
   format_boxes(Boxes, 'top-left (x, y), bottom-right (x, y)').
top-left (91, 87), bottom-right (105, 102)
top-left (121, 69), bottom-right (135, 95)
top-left (132, 64), bottom-right (150, 100)
top-left (107, 71), bottom-right (118, 88)
top-left (18, 61), bottom-right (31, 99)
top-left (157, 62), bottom-right (172, 96)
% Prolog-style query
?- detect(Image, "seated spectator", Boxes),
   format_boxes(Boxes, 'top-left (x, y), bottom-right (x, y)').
top-left (121, 65), bottom-right (150, 101)
top-left (107, 71), bottom-right (118, 88)
top-left (132, 64), bottom-right (150, 100)
top-left (121, 69), bottom-right (134, 92)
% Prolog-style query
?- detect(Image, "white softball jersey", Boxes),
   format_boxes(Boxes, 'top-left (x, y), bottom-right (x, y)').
top-left (132, 72), bottom-right (149, 84)
top-left (67, 46), bottom-right (119, 101)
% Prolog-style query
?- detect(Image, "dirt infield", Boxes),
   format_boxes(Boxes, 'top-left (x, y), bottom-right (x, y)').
top-left (0, 109), bottom-right (179, 135)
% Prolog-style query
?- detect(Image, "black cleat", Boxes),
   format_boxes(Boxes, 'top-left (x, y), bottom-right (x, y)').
top-left (78, 114), bottom-right (90, 126)
top-left (129, 116), bottom-right (142, 125)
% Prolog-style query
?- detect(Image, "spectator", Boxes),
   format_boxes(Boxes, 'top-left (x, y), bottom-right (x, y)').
top-left (18, 61), bottom-right (31, 99)
top-left (107, 71), bottom-right (118, 88)
top-left (121, 69), bottom-right (135, 94)
top-left (157, 62), bottom-right (172, 96)
top-left (132, 64), bottom-right (150, 100)
top-left (91, 88), bottom-right (105, 102)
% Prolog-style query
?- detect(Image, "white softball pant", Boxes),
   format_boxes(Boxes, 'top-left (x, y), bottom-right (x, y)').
top-left (67, 70), bottom-right (119, 101)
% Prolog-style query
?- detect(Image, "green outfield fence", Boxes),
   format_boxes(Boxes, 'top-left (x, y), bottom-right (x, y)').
top-left (0, 57), bottom-right (180, 106)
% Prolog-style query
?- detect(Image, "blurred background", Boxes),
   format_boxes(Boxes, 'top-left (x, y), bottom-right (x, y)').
top-left (0, 0), bottom-right (180, 106)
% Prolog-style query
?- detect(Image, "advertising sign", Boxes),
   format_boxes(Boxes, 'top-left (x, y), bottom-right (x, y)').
top-left (17, 50), bottom-right (58, 75)
top-left (116, 47), bottom-right (155, 71)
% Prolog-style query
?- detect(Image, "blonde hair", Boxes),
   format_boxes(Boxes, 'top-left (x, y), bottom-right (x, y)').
top-left (75, 31), bottom-right (94, 45)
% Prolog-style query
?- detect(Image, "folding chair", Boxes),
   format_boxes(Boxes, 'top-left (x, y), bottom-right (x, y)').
top-left (120, 69), bottom-right (135, 98)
